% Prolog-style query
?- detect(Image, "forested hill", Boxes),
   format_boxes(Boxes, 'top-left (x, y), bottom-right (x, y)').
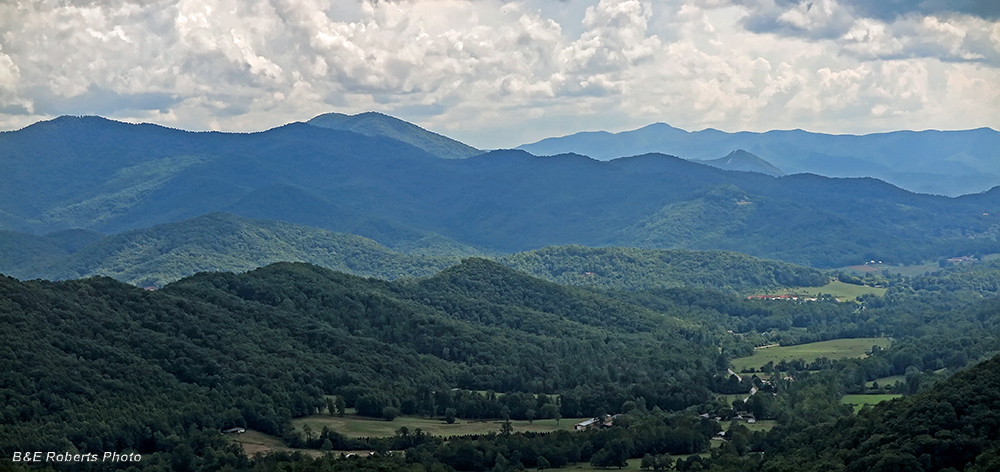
top-left (759, 355), bottom-right (1000, 472)
top-left (4, 115), bottom-right (1000, 267)
top-left (0, 260), bottom-right (724, 457)
top-left (500, 245), bottom-right (825, 293)
top-left (8, 258), bottom-right (1000, 469)
top-left (0, 213), bottom-right (826, 293)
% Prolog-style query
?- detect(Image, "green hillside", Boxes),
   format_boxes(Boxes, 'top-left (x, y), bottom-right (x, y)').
top-left (6, 256), bottom-right (1000, 469)
top-left (758, 355), bottom-right (1000, 472)
top-left (0, 260), bottom-right (722, 458)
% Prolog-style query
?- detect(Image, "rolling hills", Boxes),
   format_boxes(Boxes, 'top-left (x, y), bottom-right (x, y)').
top-left (0, 213), bottom-right (460, 287)
top-left (0, 259), bottom-right (723, 455)
top-left (0, 212), bottom-right (826, 293)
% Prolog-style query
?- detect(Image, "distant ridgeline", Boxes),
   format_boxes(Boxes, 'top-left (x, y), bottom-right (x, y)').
top-left (518, 122), bottom-right (1000, 197)
top-left (2, 114), bottom-right (1000, 268)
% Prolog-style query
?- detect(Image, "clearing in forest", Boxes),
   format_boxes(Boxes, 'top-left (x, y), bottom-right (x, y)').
top-left (732, 337), bottom-right (892, 372)
top-left (766, 280), bottom-right (887, 300)
top-left (291, 414), bottom-right (588, 438)
top-left (841, 394), bottom-right (903, 413)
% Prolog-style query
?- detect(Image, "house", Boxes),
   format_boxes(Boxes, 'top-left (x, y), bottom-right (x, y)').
top-left (221, 427), bottom-right (246, 434)
top-left (575, 415), bottom-right (617, 431)
top-left (574, 418), bottom-right (600, 431)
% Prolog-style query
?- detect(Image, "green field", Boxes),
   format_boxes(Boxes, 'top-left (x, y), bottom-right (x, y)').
top-left (552, 458), bottom-right (642, 470)
top-left (866, 374), bottom-right (906, 388)
top-left (732, 337), bottom-right (892, 372)
top-left (842, 394), bottom-right (902, 413)
top-left (772, 280), bottom-right (887, 300)
top-left (552, 453), bottom-right (713, 470)
top-left (292, 414), bottom-right (589, 438)
top-left (227, 430), bottom-right (327, 457)
top-left (742, 420), bottom-right (776, 432)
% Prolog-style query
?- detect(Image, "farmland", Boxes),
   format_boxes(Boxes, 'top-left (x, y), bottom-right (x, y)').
top-left (770, 280), bottom-right (887, 300)
top-left (841, 394), bottom-right (903, 413)
top-left (291, 414), bottom-right (589, 439)
top-left (732, 337), bottom-right (892, 372)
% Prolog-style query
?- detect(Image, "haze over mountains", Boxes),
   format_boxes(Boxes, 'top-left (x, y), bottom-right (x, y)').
top-left (3, 112), bottom-right (1000, 272)
top-left (518, 123), bottom-right (1000, 196)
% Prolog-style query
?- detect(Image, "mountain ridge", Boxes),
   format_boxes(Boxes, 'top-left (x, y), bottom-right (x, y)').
top-left (4, 113), bottom-right (1000, 267)
top-left (696, 149), bottom-right (785, 176)
top-left (308, 111), bottom-right (481, 159)
top-left (518, 123), bottom-right (1000, 196)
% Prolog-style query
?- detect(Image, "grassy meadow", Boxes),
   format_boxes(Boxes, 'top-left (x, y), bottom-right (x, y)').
top-left (841, 394), bottom-right (903, 413)
top-left (291, 413), bottom-right (588, 438)
top-left (770, 280), bottom-right (887, 300)
top-left (866, 374), bottom-right (906, 388)
top-left (732, 337), bottom-right (892, 372)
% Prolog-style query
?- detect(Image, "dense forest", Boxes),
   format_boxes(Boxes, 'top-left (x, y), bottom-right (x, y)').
top-left (5, 256), bottom-right (1000, 470)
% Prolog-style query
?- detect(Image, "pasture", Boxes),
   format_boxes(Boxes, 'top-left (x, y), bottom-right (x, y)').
top-left (775, 280), bottom-right (887, 300)
top-left (227, 430), bottom-right (327, 457)
top-left (732, 337), bottom-right (892, 372)
top-left (291, 414), bottom-right (588, 438)
top-left (842, 394), bottom-right (902, 413)
top-left (866, 374), bottom-right (906, 388)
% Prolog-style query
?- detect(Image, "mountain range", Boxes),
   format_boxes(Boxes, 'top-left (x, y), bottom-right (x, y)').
top-left (6, 110), bottom-right (1000, 471)
top-left (3, 113), bottom-right (1000, 269)
top-left (518, 123), bottom-right (1000, 196)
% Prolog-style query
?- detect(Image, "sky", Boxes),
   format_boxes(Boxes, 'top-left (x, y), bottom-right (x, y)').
top-left (0, 0), bottom-right (998, 149)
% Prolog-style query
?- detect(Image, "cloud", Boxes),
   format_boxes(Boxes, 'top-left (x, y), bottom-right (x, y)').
top-left (720, 0), bottom-right (1000, 67)
top-left (844, 0), bottom-right (1000, 22)
top-left (0, 0), bottom-right (996, 147)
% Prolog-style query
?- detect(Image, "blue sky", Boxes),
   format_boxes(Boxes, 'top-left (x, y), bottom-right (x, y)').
top-left (1, 0), bottom-right (998, 148)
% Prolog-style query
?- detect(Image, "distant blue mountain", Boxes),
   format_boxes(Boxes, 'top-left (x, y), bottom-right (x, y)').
top-left (518, 124), bottom-right (1000, 196)
top-left (308, 111), bottom-right (481, 159)
top-left (696, 149), bottom-right (785, 176)
top-left (5, 114), bottom-right (1000, 268)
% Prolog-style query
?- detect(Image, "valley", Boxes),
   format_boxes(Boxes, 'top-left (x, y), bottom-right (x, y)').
top-left (3, 112), bottom-right (1000, 472)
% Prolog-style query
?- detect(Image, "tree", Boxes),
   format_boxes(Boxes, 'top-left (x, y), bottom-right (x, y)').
top-left (526, 409), bottom-right (536, 424)
top-left (641, 453), bottom-right (655, 470)
top-left (382, 406), bottom-right (400, 421)
top-left (500, 409), bottom-right (513, 437)
top-left (591, 439), bottom-right (630, 469)
top-left (335, 396), bottom-right (346, 417)
top-left (493, 453), bottom-right (511, 472)
top-left (445, 408), bottom-right (457, 424)
top-left (539, 403), bottom-right (559, 420)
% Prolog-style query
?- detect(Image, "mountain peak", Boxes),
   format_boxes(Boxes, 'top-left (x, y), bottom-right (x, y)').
top-left (697, 149), bottom-right (785, 176)
top-left (307, 111), bottom-right (480, 159)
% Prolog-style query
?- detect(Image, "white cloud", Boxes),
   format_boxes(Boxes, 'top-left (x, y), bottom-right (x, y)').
top-left (0, 0), bottom-right (996, 147)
